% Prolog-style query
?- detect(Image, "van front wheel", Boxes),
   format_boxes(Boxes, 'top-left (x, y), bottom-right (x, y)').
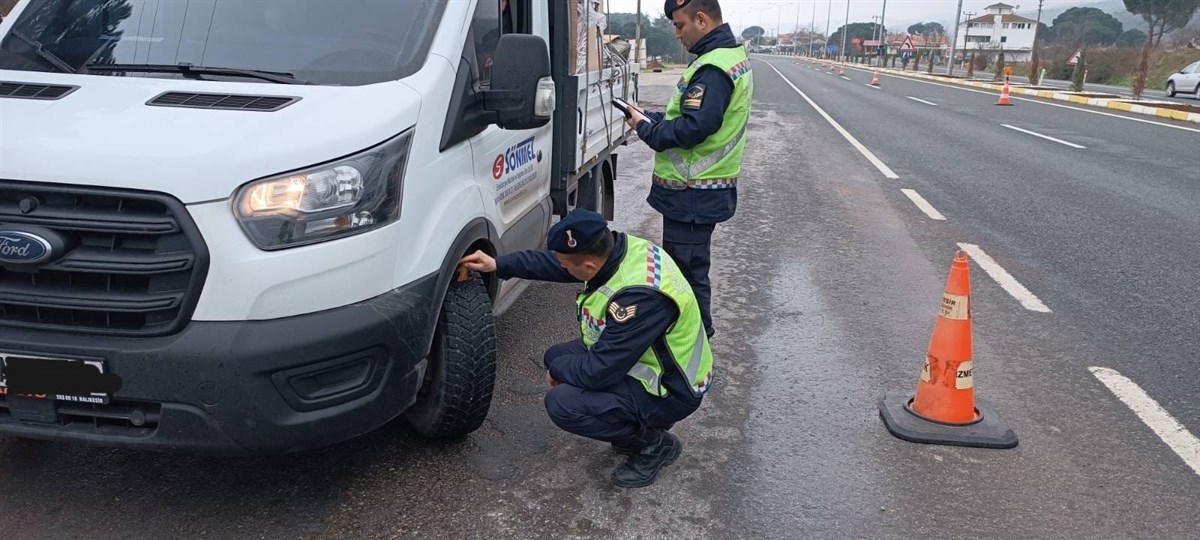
top-left (405, 275), bottom-right (497, 439)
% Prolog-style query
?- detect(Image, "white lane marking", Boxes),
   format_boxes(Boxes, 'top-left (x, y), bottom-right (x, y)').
top-left (840, 76), bottom-right (852, 81)
top-left (906, 96), bottom-right (938, 106)
top-left (1001, 124), bottom-right (1086, 149)
top-left (848, 68), bottom-right (1200, 134)
top-left (900, 189), bottom-right (947, 220)
top-left (865, 84), bottom-right (881, 90)
top-left (1089, 367), bottom-right (1200, 477)
top-left (955, 243), bottom-right (1052, 313)
top-left (766, 62), bottom-right (900, 179)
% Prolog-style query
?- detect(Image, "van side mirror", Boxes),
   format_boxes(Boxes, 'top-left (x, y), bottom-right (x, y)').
top-left (484, 34), bottom-right (554, 130)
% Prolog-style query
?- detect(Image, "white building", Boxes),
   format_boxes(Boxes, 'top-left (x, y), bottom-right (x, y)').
top-left (956, 3), bottom-right (1038, 62)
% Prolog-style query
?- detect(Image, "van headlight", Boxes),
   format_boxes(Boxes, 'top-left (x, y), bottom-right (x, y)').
top-left (234, 130), bottom-right (412, 250)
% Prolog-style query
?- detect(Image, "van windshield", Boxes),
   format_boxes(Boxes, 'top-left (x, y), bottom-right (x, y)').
top-left (0, 0), bottom-right (447, 86)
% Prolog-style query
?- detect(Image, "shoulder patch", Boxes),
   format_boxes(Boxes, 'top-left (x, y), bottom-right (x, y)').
top-left (682, 83), bottom-right (706, 110)
top-left (608, 302), bottom-right (638, 323)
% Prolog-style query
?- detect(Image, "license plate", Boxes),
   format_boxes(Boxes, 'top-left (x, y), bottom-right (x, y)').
top-left (0, 353), bottom-right (111, 405)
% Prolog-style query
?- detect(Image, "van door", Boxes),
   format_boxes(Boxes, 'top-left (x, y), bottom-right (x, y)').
top-left (469, 0), bottom-right (554, 255)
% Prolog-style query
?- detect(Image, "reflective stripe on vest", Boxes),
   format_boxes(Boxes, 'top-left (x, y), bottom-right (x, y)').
top-left (664, 122), bottom-right (748, 181)
top-left (627, 362), bottom-right (661, 395)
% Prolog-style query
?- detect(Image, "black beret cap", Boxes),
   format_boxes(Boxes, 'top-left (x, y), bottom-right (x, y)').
top-left (547, 208), bottom-right (609, 253)
top-left (665, 0), bottom-right (693, 19)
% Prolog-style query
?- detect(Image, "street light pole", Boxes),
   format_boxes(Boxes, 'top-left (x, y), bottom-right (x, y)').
top-left (809, 0), bottom-right (818, 57)
top-left (947, 0), bottom-right (965, 75)
top-left (794, 1), bottom-right (802, 55)
top-left (1031, 0), bottom-right (1045, 84)
top-left (634, 0), bottom-right (642, 64)
top-left (840, 0), bottom-right (851, 63)
top-left (824, 0), bottom-right (832, 59)
top-left (879, 0), bottom-right (888, 65)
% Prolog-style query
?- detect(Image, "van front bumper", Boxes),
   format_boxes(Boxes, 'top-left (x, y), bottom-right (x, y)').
top-left (0, 273), bottom-right (438, 456)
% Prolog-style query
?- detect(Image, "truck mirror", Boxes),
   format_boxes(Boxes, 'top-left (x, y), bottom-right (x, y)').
top-left (485, 34), bottom-right (553, 130)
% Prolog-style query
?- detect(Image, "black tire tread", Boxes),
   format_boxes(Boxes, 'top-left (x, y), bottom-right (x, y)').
top-left (407, 276), bottom-right (497, 439)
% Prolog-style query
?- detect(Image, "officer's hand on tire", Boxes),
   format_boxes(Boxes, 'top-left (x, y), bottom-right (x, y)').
top-left (460, 250), bottom-right (496, 273)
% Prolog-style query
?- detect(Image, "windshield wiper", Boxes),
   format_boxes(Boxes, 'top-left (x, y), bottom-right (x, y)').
top-left (83, 63), bottom-right (311, 85)
top-left (9, 30), bottom-right (76, 74)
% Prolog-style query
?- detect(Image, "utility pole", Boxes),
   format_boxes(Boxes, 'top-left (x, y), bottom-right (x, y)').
top-left (794, 1), bottom-right (802, 55)
top-left (809, 0), bottom-right (818, 56)
top-left (634, 0), bottom-right (642, 64)
top-left (870, 15), bottom-right (881, 64)
top-left (1031, 0), bottom-right (1045, 84)
top-left (824, 0), bottom-right (832, 58)
top-left (840, 0), bottom-right (851, 62)
top-left (947, 0), bottom-right (966, 76)
top-left (879, 0), bottom-right (888, 65)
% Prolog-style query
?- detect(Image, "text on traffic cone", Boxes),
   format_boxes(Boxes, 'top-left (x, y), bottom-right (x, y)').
top-left (910, 250), bottom-right (978, 425)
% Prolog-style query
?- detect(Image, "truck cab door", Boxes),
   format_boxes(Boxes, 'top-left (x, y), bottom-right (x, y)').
top-left (468, 0), bottom-right (554, 255)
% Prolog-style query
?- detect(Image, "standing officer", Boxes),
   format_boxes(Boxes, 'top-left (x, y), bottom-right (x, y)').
top-left (624, 0), bottom-right (752, 339)
top-left (459, 209), bottom-right (714, 489)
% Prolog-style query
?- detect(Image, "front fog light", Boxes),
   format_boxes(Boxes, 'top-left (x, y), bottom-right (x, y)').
top-left (234, 130), bottom-right (412, 250)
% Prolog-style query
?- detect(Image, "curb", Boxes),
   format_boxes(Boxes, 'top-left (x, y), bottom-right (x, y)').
top-left (783, 57), bottom-right (1200, 125)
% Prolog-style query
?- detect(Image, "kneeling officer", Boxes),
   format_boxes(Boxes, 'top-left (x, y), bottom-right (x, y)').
top-left (460, 209), bottom-right (715, 488)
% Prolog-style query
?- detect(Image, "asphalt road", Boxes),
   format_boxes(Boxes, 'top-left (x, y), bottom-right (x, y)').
top-left (1, 59), bottom-right (1197, 539)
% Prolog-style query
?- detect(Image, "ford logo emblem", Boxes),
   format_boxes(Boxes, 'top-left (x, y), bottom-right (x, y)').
top-left (0, 231), bottom-right (53, 264)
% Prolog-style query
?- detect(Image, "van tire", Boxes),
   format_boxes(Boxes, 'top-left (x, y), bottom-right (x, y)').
top-left (405, 275), bottom-right (496, 439)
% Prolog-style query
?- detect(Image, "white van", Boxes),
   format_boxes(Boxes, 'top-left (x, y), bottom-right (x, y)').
top-left (0, 0), bottom-right (637, 454)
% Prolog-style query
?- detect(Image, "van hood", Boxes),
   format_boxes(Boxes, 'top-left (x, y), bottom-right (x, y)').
top-left (0, 71), bottom-right (422, 203)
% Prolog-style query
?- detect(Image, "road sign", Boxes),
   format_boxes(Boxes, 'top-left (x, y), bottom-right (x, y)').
top-left (1067, 48), bottom-right (1082, 65)
top-left (898, 36), bottom-right (915, 53)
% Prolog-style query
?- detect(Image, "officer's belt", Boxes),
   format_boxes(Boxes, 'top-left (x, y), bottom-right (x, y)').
top-left (652, 175), bottom-right (738, 190)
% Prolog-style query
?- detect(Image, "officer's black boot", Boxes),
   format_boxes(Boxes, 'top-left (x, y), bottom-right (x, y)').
top-left (612, 429), bottom-right (683, 488)
top-left (610, 441), bottom-right (634, 456)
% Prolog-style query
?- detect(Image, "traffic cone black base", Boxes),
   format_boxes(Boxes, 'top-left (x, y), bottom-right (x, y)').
top-left (879, 391), bottom-right (1018, 449)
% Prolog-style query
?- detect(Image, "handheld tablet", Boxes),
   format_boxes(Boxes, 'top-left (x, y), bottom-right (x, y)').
top-left (611, 98), bottom-right (633, 119)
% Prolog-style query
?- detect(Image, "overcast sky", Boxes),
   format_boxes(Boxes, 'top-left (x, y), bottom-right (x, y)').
top-left (603, 0), bottom-right (1106, 35)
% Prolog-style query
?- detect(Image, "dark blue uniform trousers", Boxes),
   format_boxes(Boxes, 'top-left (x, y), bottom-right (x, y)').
top-left (662, 218), bottom-right (716, 338)
top-left (543, 340), bottom-right (700, 443)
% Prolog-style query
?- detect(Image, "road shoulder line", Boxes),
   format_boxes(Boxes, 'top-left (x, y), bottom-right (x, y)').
top-left (763, 61), bottom-right (899, 179)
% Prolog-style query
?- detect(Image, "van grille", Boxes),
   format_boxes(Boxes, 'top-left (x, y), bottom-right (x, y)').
top-left (0, 82), bottom-right (78, 100)
top-left (0, 182), bottom-right (208, 336)
top-left (147, 92), bottom-right (298, 111)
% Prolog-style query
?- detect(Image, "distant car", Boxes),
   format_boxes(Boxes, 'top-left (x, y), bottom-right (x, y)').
top-left (1166, 60), bottom-right (1200, 98)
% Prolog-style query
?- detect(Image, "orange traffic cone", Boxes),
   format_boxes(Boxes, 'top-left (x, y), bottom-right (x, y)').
top-left (879, 250), bottom-right (1018, 449)
top-left (839, 62), bottom-right (846, 76)
top-left (996, 76), bottom-right (1014, 106)
top-left (870, 70), bottom-right (881, 86)
top-left (912, 251), bottom-right (977, 424)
